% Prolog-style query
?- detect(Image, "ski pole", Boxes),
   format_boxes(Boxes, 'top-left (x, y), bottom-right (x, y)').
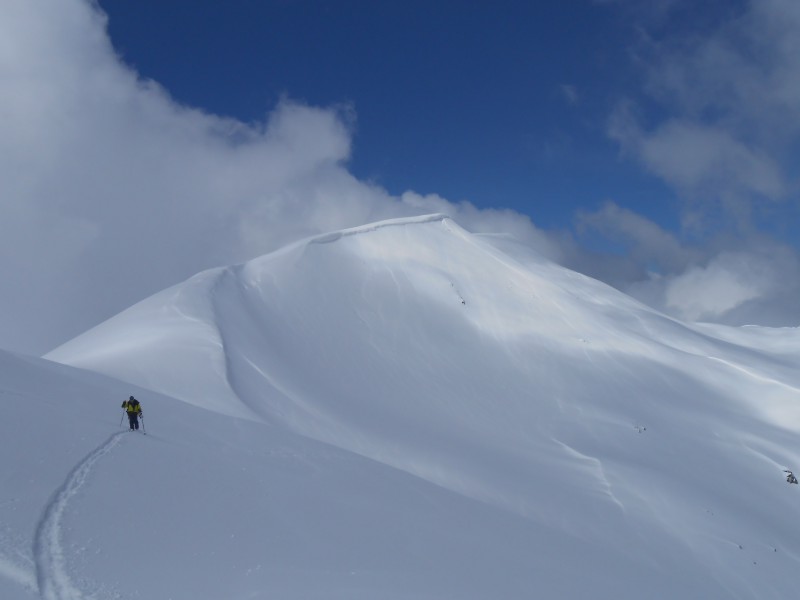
top-left (119, 411), bottom-right (125, 427)
top-left (140, 414), bottom-right (146, 435)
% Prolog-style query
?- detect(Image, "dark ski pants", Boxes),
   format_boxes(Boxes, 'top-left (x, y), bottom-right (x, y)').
top-left (127, 412), bottom-right (139, 430)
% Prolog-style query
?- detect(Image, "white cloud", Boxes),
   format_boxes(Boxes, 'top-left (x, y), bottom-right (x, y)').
top-left (663, 254), bottom-right (770, 322)
top-left (650, 243), bottom-right (800, 324)
top-left (612, 118), bottom-right (786, 201)
top-left (573, 201), bottom-right (800, 326)
top-left (591, 0), bottom-right (800, 325)
top-left (610, 0), bottom-right (800, 213)
top-left (576, 202), bottom-right (696, 272)
top-left (0, 0), bottom-right (360, 350)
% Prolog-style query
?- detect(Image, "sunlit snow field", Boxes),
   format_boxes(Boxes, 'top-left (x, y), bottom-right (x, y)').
top-left (2, 216), bottom-right (799, 599)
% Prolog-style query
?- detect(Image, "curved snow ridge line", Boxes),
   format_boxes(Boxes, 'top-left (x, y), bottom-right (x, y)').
top-left (308, 213), bottom-right (450, 245)
top-left (33, 431), bottom-right (127, 600)
top-left (255, 214), bottom-right (452, 259)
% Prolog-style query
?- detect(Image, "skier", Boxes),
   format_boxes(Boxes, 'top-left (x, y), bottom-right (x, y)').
top-left (122, 396), bottom-right (142, 431)
top-left (784, 470), bottom-right (798, 484)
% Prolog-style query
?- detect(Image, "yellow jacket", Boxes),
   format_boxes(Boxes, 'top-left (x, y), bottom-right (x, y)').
top-left (122, 399), bottom-right (142, 414)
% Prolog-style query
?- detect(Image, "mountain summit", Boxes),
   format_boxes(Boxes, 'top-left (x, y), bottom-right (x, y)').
top-left (41, 214), bottom-right (800, 598)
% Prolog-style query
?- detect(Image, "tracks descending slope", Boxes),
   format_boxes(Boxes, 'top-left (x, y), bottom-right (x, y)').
top-left (33, 432), bottom-right (126, 600)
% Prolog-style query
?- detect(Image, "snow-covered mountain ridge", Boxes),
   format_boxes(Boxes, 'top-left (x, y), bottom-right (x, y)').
top-left (5, 214), bottom-right (800, 598)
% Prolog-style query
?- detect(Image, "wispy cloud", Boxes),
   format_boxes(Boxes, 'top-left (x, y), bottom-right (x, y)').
top-left (577, 202), bottom-right (696, 272)
top-left (558, 84), bottom-right (580, 106)
top-left (594, 0), bottom-right (800, 324)
top-left (576, 202), bottom-right (800, 325)
top-left (611, 0), bottom-right (800, 211)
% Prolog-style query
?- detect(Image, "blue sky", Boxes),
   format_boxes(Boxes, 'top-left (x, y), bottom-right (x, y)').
top-left (1, 0), bottom-right (799, 354)
top-left (97, 0), bottom-right (800, 252)
top-left (99, 0), bottom-right (676, 230)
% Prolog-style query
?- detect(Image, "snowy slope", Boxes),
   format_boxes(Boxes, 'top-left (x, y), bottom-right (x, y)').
top-left (23, 214), bottom-right (800, 598)
top-left (3, 350), bottom-right (589, 600)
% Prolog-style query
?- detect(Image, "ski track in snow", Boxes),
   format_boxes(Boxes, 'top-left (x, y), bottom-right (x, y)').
top-left (33, 432), bottom-right (126, 600)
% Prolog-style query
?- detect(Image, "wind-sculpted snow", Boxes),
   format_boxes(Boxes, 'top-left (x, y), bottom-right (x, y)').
top-left (41, 215), bottom-right (800, 598)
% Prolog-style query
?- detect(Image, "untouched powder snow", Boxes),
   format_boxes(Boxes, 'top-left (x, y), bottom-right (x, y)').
top-left (2, 214), bottom-right (794, 598)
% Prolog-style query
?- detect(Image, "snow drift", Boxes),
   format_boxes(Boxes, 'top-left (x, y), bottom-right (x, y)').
top-left (15, 214), bottom-right (800, 598)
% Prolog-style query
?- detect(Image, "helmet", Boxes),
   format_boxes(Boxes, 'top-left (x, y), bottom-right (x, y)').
top-left (129, 396), bottom-right (135, 401)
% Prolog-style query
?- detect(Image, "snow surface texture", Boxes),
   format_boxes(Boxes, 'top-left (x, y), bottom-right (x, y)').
top-left (2, 214), bottom-right (797, 598)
